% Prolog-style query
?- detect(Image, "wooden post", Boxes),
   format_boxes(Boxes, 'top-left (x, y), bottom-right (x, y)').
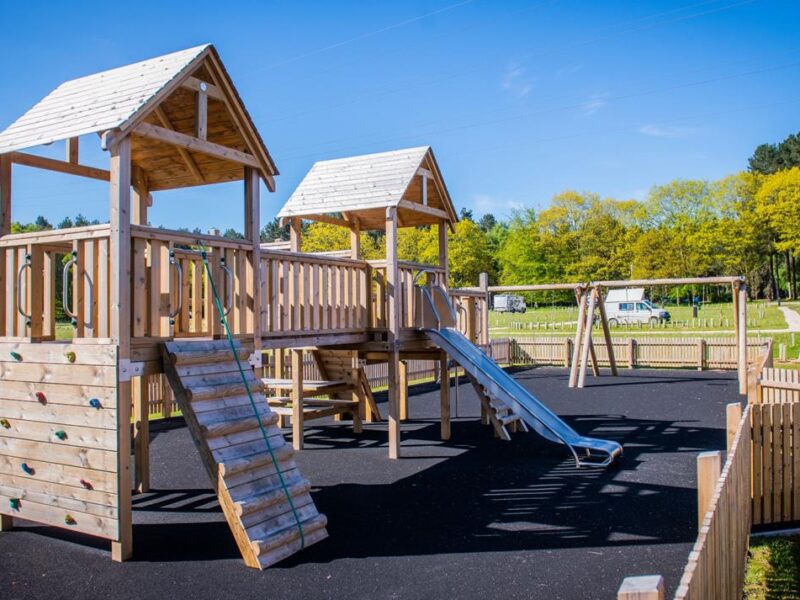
top-left (697, 339), bottom-right (706, 371)
top-left (274, 348), bottom-right (285, 378)
top-left (440, 351), bottom-right (450, 440)
top-left (595, 287), bottom-right (618, 376)
top-left (66, 136), bottom-right (79, 164)
top-left (617, 575), bottom-right (665, 600)
top-left (438, 219), bottom-right (449, 290)
top-left (350, 219), bottom-right (361, 260)
top-left (132, 376), bottom-right (149, 493)
top-left (747, 365), bottom-right (761, 404)
top-left (697, 450), bottom-right (722, 529)
top-left (479, 272), bottom-right (489, 346)
top-left (726, 402), bottom-right (742, 455)
top-left (291, 349), bottom-right (304, 451)
top-left (386, 207), bottom-right (401, 459)
top-left (289, 217), bottom-right (302, 252)
top-left (569, 288), bottom-right (587, 388)
top-left (195, 85), bottom-right (208, 140)
top-left (109, 135), bottom-right (133, 562)
top-left (0, 154), bottom-right (10, 335)
top-left (399, 360), bottom-right (409, 421)
top-left (737, 283), bottom-right (748, 394)
top-left (244, 167), bottom-right (262, 352)
top-left (0, 514), bottom-right (12, 531)
top-left (131, 167), bottom-right (149, 225)
top-left (578, 288), bottom-right (598, 388)
top-left (627, 338), bottom-right (636, 368)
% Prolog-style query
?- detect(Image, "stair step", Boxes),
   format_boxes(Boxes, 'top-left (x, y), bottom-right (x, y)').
top-left (219, 443), bottom-right (295, 477)
top-left (499, 413), bottom-right (521, 426)
top-left (236, 479), bottom-right (312, 518)
top-left (202, 412), bottom-right (279, 439)
top-left (166, 344), bottom-right (251, 365)
top-left (256, 522), bottom-right (329, 569)
top-left (253, 512), bottom-right (328, 558)
top-left (187, 379), bottom-right (263, 401)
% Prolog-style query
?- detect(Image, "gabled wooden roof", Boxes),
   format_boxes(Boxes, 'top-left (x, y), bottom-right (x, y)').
top-left (277, 146), bottom-right (457, 230)
top-left (0, 45), bottom-right (278, 190)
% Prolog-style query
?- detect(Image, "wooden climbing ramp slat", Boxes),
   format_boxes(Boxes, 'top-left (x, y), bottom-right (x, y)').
top-left (161, 339), bottom-right (327, 569)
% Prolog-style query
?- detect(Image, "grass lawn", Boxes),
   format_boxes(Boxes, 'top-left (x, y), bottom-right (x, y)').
top-left (489, 301), bottom-right (787, 335)
top-left (745, 535), bottom-right (800, 599)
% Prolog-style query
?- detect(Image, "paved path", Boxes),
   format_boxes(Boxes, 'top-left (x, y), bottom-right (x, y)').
top-left (779, 306), bottom-right (800, 332)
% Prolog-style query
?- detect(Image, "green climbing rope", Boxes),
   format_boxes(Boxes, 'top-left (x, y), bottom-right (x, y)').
top-left (198, 244), bottom-right (305, 550)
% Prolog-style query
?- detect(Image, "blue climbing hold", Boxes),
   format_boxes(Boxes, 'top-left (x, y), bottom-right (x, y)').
top-left (89, 398), bottom-right (102, 409)
top-left (21, 463), bottom-right (33, 475)
top-left (9, 498), bottom-right (20, 511)
top-left (54, 430), bottom-right (67, 441)
top-left (10, 351), bottom-right (21, 362)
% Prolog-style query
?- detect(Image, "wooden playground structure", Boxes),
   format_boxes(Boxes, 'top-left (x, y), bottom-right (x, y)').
top-left (0, 46), bottom-right (487, 568)
top-left (0, 44), bottom-right (759, 572)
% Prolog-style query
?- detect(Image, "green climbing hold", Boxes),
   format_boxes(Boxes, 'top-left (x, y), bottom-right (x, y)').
top-left (65, 351), bottom-right (76, 363)
top-left (9, 498), bottom-right (20, 511)
top-left (0, 419), bottom-right (9, 429)
top-left (10, 351), bottom-right (21, 361)
top-left (54, 430), bottom-right (67, 441)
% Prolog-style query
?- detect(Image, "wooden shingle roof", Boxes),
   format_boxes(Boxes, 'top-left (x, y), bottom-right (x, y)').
top-left (278, 146), bottom-right (456, 229)
top-left (0, 45), bottom-right (278, 190)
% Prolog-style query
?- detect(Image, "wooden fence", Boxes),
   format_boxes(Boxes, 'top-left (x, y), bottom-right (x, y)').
top-left (509, 335), bottom-right (768, 370)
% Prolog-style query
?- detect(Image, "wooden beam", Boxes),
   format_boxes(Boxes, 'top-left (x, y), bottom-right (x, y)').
top-left (195, 84), bottom-right (208, 141)
top-left (489, 283), bottom-right (586, 292)
top-left (569, 289), bottom-right (587, 388)
top-left (153, 108), bottom-right (204, 184)
top-left (181, 76), bottom-right (225, 100)
top-left (578, 288), bottom-right (599, 388)
top-left (595, 288), bottom-right (618, 376)
top-left (617, 576), bottom-right (665, 600)
top-left (421, 172), bottom-right (428, 206)
top-left (245, 166), bottom-right (263, 354)
top-left (280, 213), bottom-right (349, 229)
top-left (594, 276), bottom-right (744, 287)
top-left (397, 199), bottom-right (449, 222)
top-left (10, 151), bottom-right (110, 182)
top-left (133, 121), bottom-right (259, 168)
top-left (66, 137), bottom-right (79, 164)
top-left (109, 135), bottom-right (133, 562)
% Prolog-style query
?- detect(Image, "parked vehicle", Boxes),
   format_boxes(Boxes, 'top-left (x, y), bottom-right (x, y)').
top-left (604, 288), bottom-right (670, 326)
top-left (493, 294), bottom-right (527, 313)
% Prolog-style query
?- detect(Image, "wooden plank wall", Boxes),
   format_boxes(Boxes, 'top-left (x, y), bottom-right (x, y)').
top-left (750, 368), bottom-right (800, 526)
top-left (508, 336), bottom-right (768, 370)
top-left (673, 406), bottom-right (752, 600)
top-left (0, 342), bottom-right (121, 540)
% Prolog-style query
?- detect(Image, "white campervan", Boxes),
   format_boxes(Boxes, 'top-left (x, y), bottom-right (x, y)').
top-left (604, 288), bottom-right (670, 326)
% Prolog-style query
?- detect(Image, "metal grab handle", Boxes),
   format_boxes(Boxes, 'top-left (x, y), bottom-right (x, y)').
top-left (413, 267), bottom-right (434, 286)
top-left (62, 251), bottom-right (78, 325)
top-left (16, 254), bottom-right (32, 326)
top-left (220, 258), bottom-right (233, 316)
top-left (168, 252), bottom-right (183, 323)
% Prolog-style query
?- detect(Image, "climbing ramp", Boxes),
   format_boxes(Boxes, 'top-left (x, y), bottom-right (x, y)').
top-left (162, 339), bottom-right (328, 569)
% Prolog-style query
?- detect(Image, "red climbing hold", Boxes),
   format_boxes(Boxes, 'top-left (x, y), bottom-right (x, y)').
top-left (35, 391), bottom-right (47, 404)
top-left (80, 479), bottom-right (93, 490)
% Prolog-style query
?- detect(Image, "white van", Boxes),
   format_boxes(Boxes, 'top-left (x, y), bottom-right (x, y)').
top-left (493, 294), bottom-right (527, 313)
top-left (604, 288), bottom-right (670, 326)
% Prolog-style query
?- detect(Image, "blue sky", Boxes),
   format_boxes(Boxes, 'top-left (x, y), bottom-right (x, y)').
top-left (1, 0), bottom-right (798, 232)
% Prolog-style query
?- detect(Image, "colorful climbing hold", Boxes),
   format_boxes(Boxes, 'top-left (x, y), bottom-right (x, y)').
top-left (79, 479), bottom-right (93, 490)
top-left (54, 430), bottom-right (67, 441)
top-left (0, 419), bottom-right (9, 429)
top-left (65, 351), bottom-right (76, 363)
top-left (9, 498), bottom-right (20, 511)
top-left (64, 514), bottom-right (76, 525)
top-left (89, 398), bottom-right (102, 409)
top-left (21, 463), bottom-right (34, 475)
top-left (35, 391), bottom-right (47, 404)
top-left (10, 351), bottom-right (21, 361)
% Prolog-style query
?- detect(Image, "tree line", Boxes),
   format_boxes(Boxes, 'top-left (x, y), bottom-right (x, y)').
top-left (12, 132), bottom-right (800, 301)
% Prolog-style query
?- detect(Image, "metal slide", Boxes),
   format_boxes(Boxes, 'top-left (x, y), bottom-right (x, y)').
top-left (420, 285), bottom-right (622, 468)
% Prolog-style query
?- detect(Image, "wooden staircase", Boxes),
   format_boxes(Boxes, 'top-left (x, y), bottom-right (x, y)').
top-left (161, 340), bottom-right (328, 569)
top-left (465, 372), bottom-right (528, 441)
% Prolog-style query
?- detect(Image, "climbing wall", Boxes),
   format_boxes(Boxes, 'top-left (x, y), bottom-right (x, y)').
top-left (161, 340), bottom-right (328, 569)
top-left (0, 342), bottom-right (122, 540)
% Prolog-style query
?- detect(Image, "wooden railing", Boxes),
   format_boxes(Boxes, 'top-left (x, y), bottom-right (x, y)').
top-left (130, 226), bottom-right (257, 340)
top-left (260, 250), bottom-right (371, 338)
top-left (370, 260), bottom-right (447, 330)
top-left (0, 224), bottom-right (112, 340)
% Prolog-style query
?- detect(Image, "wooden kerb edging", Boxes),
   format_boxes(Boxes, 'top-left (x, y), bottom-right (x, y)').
top-left (161, 339), bottom-right (327, 569)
